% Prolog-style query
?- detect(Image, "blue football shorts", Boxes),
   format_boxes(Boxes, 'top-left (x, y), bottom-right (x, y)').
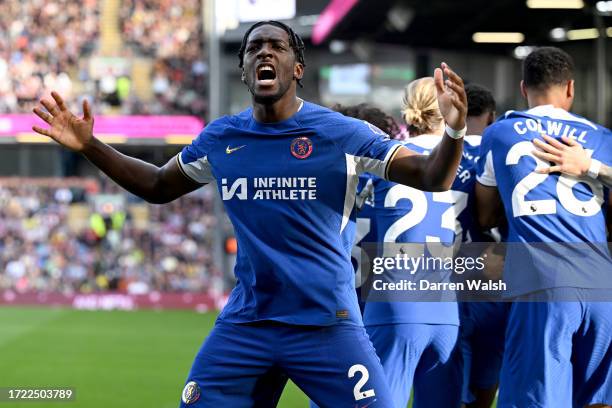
top-left (180, 320), bottom-right (394, 408)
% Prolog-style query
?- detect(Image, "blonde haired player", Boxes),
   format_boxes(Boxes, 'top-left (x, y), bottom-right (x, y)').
top-left (359, 76), bottom-right (480, 408)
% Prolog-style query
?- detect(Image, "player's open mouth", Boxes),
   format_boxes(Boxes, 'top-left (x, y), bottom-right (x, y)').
top-left (256, 64), bottom-right (276, 86)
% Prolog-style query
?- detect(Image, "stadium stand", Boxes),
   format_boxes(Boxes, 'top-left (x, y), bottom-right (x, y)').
top-left (0, 177), bottom-right (224, 295)
top-left (0, 0), bottom-right (212, 301)
top-left (119, 0), bottom-right (208, 116)
top-left (0, 0), bottom-right (99, 113)
top-left (0, 0), bottom-right (206, 117)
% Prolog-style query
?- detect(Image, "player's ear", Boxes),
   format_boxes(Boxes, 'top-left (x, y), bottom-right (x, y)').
top-left (567, 79), bottom-right (574, 99)
top-left (519, 80), bottom-right (528, 99)
top-left (293, 62), bottom-right (304, 82)
top-left (241, 71), bottom-right (246, 83)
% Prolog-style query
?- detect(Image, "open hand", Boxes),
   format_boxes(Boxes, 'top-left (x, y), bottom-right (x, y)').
top-left (533, 134), bottom-right (591, 177)
top-left (434, 63), bottom-right (467, 131)
top-left (32, 92), bottom-right (94, 152)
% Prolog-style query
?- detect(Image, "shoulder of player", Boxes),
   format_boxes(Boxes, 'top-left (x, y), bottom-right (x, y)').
top-left (199, 110), bottom-right (251, 140)
top-left (403, 134), bottom-right (442, 153)
top-left (480, 117), bottom-right (512, 143)
top-left (300, 102), bottom-right (380, 135)
top-left (301, 101), bottom-right (356, 128)
top-left (201, 115), bottom-right (233, 135)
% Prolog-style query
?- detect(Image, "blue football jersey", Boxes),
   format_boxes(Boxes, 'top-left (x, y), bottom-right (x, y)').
top-left (362, 134), bottom-right (480, 326)
top-left (476, 105), bottom-right (612, 294)
top-left (178, 101), bottom-right (402, 326)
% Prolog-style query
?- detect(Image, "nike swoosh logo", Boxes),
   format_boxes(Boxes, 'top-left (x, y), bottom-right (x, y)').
top-left (226, 145), bottom-right (246, 154)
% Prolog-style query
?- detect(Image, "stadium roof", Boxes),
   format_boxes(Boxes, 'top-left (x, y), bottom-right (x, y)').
top-left (313, 0), bottom-right (612, 53)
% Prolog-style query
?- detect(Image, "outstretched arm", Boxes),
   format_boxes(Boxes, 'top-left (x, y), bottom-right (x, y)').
top-left (533, 134), bottom-right (612, 189)
top-left (32, 92), bottom-right (202, 203)
top-left (387, 63), bottom-right (466, 191)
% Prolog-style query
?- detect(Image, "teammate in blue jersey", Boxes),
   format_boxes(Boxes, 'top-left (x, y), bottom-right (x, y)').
top-left (332, 103), bottom-right (404, 314)
top-left (306, 104), bottom-right (404, 408)
top-left (459, 84), bottom-right (510, 408)
top-left (349, 77), bottom-right (477, 408)
top-left (475, 47), bottom-right (612, 407)
top-left (32, 20), bottom-right (469, 408)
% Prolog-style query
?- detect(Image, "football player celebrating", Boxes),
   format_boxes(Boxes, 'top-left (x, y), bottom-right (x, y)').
top-left (476, 47), bottom-right (612, 407)
top-left (32, 20), bottom-right (468, 408)
top-left (355, 77), bottom-right (476, 408)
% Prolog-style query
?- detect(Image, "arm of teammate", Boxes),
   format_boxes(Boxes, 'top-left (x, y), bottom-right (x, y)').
top-left (475, 182), bottom-right (505, 230)
top-left (387, 63), bottom-right (466, 191)
top-left (32, 92), bottom-right (202, 204)
top-left (533, 134), bottom-right (612, 188)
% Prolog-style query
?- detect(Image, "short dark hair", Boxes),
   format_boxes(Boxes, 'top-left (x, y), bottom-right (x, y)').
top-left (333, 103), bottom-right (401, 139)
top-left (465, 83), bottom-right (496, 117)
top-left (523, 47), bottom-right (574, 90)
top-left (238, 20), bottom-right (306, 87)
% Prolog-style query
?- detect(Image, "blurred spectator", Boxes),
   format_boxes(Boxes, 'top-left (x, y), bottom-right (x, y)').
top-left (0, 178), bottom-right (223, 295)
top-left (0, 0), bottom-right (207, 118)
top-left (120, 0), bottom-right (208, 117)
top-left (0, 0), bottom-right (99, 113)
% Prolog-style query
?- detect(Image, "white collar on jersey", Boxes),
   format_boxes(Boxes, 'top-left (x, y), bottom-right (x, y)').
top-left (524, 104), bottom-right (598, 130)
top-left (405, 134), bottom-right (443, 149)
top-left (297, 98), bottom-right (304, 112)
top-left (464, 135), bottom-right (482, 147)
top-left (406, 134), bottom-right (482, 149)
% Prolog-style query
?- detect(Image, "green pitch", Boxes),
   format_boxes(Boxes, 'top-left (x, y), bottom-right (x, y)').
top-left (1, 307), bottom-right (491, 407)
top-left (0, 307), bottom-right (307, 408)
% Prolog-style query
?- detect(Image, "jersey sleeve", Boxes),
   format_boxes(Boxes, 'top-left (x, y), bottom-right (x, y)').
top-left (355, 174), bottom-right (375, 211)
top-left (591, 126), bottom-right (612, 166)
top-left (177, 120), bottom-right (223, 184)
top-left (476, 126), bottom-right (497, 187)
top-left (335, 118), bottom-right (402, 180)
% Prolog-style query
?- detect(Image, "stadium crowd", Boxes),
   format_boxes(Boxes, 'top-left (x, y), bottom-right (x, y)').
top-left (0, 0), bottom-right (99, 113)
top-left (0, 178), bottom-right (224, 296)
top-left (119, 0), bottom-right (208, 117)
top-left (0, 0), bottom-right (206, 117)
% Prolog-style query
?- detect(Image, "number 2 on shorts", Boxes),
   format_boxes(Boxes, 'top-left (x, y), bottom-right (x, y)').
top-left (348, 364), bottom-right (376, 401)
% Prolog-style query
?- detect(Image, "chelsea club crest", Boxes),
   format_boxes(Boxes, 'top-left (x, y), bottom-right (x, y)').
top-left (290, 137), bottom-right (313, 159)
top-left (181, 381), bottom-right (201, 405)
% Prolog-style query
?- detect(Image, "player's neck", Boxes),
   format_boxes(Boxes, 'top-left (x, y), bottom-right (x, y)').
top-left (252, 91), bottom-right (302, 123)
top-left (466, 115), bottom-right (488, 136)
top-left (411, 122), bottom-right (445, 137)
top-left (526, 90), bottom-right (572, 111)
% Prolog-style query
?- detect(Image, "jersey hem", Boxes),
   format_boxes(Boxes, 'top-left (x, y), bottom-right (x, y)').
top-left (476, 175), bottom-right (497, 187)
top-left (217, 315), bottom-right (363, 327)
top-left (364, 321), bottom-right (460, 327)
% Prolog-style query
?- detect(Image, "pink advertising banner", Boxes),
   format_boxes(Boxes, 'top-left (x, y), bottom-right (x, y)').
top-left (312, 0), bottom-right (359, 45)
top-left (0, 114), bottom-right (204, 139)
top-left (0, 290), bottom-right (227, 312)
